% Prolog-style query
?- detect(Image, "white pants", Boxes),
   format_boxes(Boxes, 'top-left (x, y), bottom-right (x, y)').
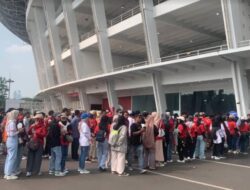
top-left (111, 150), bottom-right (125, 174)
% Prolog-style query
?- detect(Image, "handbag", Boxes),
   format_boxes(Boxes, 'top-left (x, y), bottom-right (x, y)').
top-left (27, 138), bottom-right (40, 151)
top-left (65, 134), bottom-right (73, 142)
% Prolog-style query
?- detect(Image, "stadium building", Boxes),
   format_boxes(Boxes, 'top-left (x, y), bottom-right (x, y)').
top-left (1, 0), bottom-right (250, 116)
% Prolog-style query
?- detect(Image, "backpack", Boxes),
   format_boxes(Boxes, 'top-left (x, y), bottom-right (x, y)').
top-left (96, 129), bottom-right (106, 142)
top-left (109, 127), bottom-right (122, 146)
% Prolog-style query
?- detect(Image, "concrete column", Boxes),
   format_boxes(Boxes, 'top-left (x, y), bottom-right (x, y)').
top-left (34, 7), bottom-right (56, 87)
top-left (221, 0), bottom-right (250, 116)
top-left (106, 80), bottom-right (119, 111)
top-left (49, 95), bottom-right (58, 112)
top-left (61, 93), bottom-right (71, 109)
top-left (43, 0), bottom-right (65, 84)
top-left (140, 0), bottom-right (166, 114)
top-left (29, 24), bottom-right (47, 90)
top-left (90, 0), bottom-right (113, 73)
top-left (43, 96), bottom-right (52, 113)
top-left (62, 0), bottom-right (84, 79)
top-left (78, 88), bottom-right (90, 111)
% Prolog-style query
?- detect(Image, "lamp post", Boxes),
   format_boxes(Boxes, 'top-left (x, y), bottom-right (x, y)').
top-left (6, 78), bottom-right (14, 99)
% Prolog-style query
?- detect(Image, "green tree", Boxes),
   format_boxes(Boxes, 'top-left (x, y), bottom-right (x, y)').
top-left (0, 77), bottom-right (8, 109)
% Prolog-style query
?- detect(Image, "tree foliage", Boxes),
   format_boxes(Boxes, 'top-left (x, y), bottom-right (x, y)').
top-left (0, 77), bottom-right (8, 109)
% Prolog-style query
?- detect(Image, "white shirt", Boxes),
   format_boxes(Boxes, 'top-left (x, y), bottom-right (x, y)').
top-left (79, 121), bottom-right (91, 146)
top-left (213, 130), bottom-right (222, 144)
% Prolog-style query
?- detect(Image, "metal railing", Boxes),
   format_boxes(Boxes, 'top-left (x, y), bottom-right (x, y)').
top-left (108, 6), bottom-right (141, 27)
top-left (110, 40), bottom-right (250, 73)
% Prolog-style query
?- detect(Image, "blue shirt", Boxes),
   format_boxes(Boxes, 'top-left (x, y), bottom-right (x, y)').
top-left (71, 116), bottom-right (80, 138)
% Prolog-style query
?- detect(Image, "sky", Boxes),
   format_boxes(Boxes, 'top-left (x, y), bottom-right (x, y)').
top-left (0, 23), bottom-right (39, 98)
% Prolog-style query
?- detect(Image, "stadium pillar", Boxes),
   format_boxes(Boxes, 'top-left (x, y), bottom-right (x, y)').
top-left (61, 93), bottom-right (71, 109)
top-left (140, 0), bottom-right (166, 114)
top-left (221, 0), bottom-right (250, 116)
top-left (50, 95), bottom-right (59, 112)
top-left (91, 0), bottom-right (118, 110)
top-left (29, 24), bottom-right (47, 90)
top-left (34, 8), bottom-right (56, 87)
top-left (43, 0), bottom-right (65, 84)
top-left (78, 88), bottom-right (90, 111)
top-left (62, 0), bottom-right (83, 79)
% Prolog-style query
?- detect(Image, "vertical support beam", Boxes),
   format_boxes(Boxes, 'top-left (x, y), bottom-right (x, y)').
top-left (91, 0), bottom-right (118, 109)
top-left (34, 7), bottom-right (56, 87)
top-left (62, 0), bottom-right (84, 79)
top-left (43, 96), bottom-right (52, 113)
top-left (61, 93), bottom-right (71, 109)
top-left (90, 0), bottom-right (113, 73)
top-left (106, 80), bottom-right (119, 111)
top-left (43, 0), bottom-right (65, 84)
top-left (78, 88), bottom-right (90, 111)
top-left (179, 92), bottom-right (182, 114)
top-left (29, 24), bottom-right (47, 90)
top-left (50, 95), bottom-right (59, 112)
top-left (221, 0), bottom-right (249, 116)
top-left (140, 0), bottom-right (166, 114)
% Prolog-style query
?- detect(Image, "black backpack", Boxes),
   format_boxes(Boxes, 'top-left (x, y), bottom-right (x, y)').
top-left (96, 125), bottom-right (107, 142)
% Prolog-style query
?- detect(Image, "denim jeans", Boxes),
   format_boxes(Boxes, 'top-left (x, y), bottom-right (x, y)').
top-left (240, 134), bottom-right (248, 153)
top-left (61, 145), bottom-right (68, 172)
top-left (4, 137), bottom-right (18, 176)
top-left (165, 133), bottom-right (173, 161)
top-left (79, 146), bottom-right (89, 170)
top-left (13, 144), bottom-right (24, 172)
top-left (195, 135), bottom-right (206, 159)
top-left (49, 146), bottom-right (62, 172)
top-left (97, 140), bottom-right (108, 169)
top-left (128, 144), bottom-right (144, 169)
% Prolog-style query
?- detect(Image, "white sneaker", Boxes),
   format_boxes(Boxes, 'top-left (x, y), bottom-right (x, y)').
top-left (177, 160), bottom-right (185, 163)
top-left (211, 156), bottom-right (215, 159)
top-left (77, 168), bottom-right (81, 172)
top-left (63, 170), bottom-right (69, 174)
top-left (49, 170), bottom-right (54, 175)
top-left (22, 156), bottom-right (27, 160)
top-left (55, 172), bottom-right (66, 177)
top-left (233, 151), bottom-right (238, 154)
top-left (6, 175), bottom-right (18, 180)
top-left (79, 169), bottom-right (90, 174)
top-left (187, 157), bottom-right (191, 160)
top-left (228, 150), bottom-right (233, 153)
top-left (214, 156), bottom-right (221, 160)
top-left (139, 169), bottom-right (147, 174)
top-left (167, 160), bottom-right (173, 163)
top-left (26, 172), bottom-right (32, 177)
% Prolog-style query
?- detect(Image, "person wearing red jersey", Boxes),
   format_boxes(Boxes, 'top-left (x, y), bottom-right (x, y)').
top-left (26, 113), bottom-right (47, 177)
top-left (177, 116), bottom-right (188, 163)
top-left (239, 117), bottom-right (250, 154)
top-left (188, 116), bottom-right (197, 160)
top-left (194, 118), bottom-right (206, 160)
top-left (227, 115), bottom-right (238, 154)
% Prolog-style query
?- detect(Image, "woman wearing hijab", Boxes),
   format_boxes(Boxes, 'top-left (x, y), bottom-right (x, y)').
top-left (154, 112), bottom-right (165, 167)
top-left (143, 114), bottom-right (157, 170)
top-left (4, 110), bottom-right (22, 180)
top-left (110, 115), bottom-right (129, 176)
top-left (26, 113), bottom-right (47, 177)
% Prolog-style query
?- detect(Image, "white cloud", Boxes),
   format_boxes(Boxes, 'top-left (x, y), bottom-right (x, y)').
top-left (5, 44), bottom-right (32, 54)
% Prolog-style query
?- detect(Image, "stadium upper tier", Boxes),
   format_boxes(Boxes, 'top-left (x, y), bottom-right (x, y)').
top-left (0, 0), bottom-right (30, 43)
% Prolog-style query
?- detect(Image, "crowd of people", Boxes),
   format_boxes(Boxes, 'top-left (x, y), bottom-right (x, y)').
top-left (0, 107), bottom-right (250, 180)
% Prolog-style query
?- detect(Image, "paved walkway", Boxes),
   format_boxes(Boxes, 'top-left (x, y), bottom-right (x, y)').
top-left (0, 151), bottom-right (250, 190)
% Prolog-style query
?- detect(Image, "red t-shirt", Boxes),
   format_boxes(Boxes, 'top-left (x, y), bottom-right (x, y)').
top-left (239, 122), bottom-right (250, 133)
top-left (228, 121), bottom-right (237, 135)
top-left (189, 123), bottom-right (197, 138)
top-left (178, 124), bottom-right (188, 139)
top-left (196, 124), bottom-right (206, 136)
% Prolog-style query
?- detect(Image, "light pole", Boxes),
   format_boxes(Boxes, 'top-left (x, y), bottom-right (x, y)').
top-left (6, 78), bottom-right (14, 99)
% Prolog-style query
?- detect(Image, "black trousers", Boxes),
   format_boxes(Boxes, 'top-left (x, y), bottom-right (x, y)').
top-left (26, 145), bottom-right (43, 174)
top-left (43, 136), bottom-right (51, 156)
top-left (177, 138), bottom-right (186, 161)
top-left (71, 138), bottom-right (79, 160)
top-left (220, 137), bottom-right (225, 155)
top-left (213, 143), bottom-right (221, 157)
